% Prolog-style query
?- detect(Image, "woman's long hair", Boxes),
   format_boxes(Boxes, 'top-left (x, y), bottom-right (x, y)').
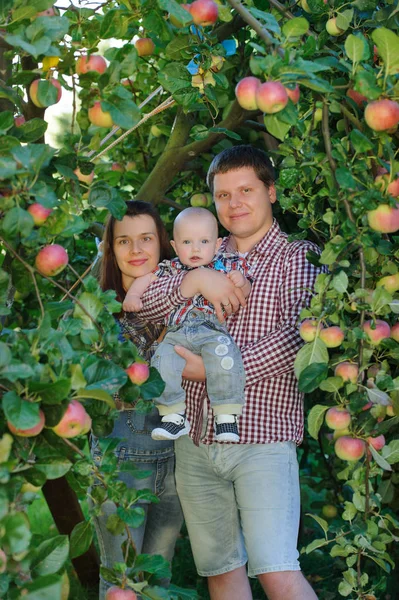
top-left (100, 200), bottom-right (172, 303)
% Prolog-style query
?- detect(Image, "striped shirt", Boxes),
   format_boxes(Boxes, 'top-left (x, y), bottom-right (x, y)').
top-left (154, 253), bottom-right (252, 326)
top-left (140, 219), bottom-right (323, 445)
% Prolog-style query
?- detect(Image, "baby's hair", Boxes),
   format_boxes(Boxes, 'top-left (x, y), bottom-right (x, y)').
top-left (173, 207), bottom-right (218, 239)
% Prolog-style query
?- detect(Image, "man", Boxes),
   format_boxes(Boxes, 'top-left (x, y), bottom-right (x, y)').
top-left (140, 145), bottom-right (320, 599)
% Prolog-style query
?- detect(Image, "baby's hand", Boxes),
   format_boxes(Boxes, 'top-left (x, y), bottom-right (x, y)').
top-left (227, 270), bottom-right (246, 288)
top-left (123, 295), bottom-right (143, 312)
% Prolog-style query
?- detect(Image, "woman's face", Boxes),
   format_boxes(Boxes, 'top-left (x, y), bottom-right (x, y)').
top-left (113, 214), bottom-right (161, 290)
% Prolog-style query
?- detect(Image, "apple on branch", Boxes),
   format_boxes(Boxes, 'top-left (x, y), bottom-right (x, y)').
top-left (376, 273), bottom-right (399, 294)
top-left (284, 84), bottom-right (300, 104)
top-left (334, 436), bottom-right (365, 461)
top-left (346, 88), bottom-right (367, 107)
top-left (74, 167), bottom-right (94, 185)
top-left (319, 326), bottom-right (344, 348)
top-left (367, 434), bottom-right (385, 451)
top-left (126, 361), bottom-right (150, 385)
top-left (367, 203), bottom-right (399, 234)
top-left (235, 77), bottom-right (261, 111)
top-left (299, 319), bottom-right (322, 342)
top-left (189, 0), bottom-right (218, 26)
top-left (364, 99), bottom-right (399, 132)
top-left (105, 587), bottom-right (137, 600)
top-left (334, 362), bottom-right (358, 384)
top-left (76, 54), bottom-right (107, 75)
top-left (326, 17), bottom-right (345, 36)
top-left (135, 38), bottom-right (155, 57)
top-left (35, 244), bottom-right (68, 276)
top-left (52, 400), bottom-right (91, 438)
top-left (14, 115), bottom-right (25, 127)
top-left (325, 406), bottom-right (351, 431)
top-left (29, 78), bottom-right (62, 108)
top-left (256, 81), bottom-right (288, 115)
top-left (7, 409), bottom-right (45, 437)
top-left (363, 319), bottom-right (391, 345)
top-left (27, 203), bottom-right (52, 226)
top-left (190, 193), bottom-right (212, 207)
top-left (391, 322), bottom-right (399, 342)
top-left (88, 101), bottom-right (114, 128)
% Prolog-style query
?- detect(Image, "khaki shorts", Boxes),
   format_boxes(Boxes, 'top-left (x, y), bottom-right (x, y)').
top-left (175, 436), bottom-right (301, 577)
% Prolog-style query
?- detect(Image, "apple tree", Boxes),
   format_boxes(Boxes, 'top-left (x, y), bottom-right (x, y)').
top-left (0, 0), bottom-right (399, 598)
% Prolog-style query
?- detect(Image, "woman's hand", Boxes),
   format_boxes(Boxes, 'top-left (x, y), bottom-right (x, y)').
top-left (174, 346), bottom-right (206, 381)
top-left (180, 269), bottom-right (247, 322)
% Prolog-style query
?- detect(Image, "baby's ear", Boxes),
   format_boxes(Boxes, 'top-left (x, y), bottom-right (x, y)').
top-left (170, 240), bottom-right (176, 253)
top-left (215, 237), bottom-right (223, 252)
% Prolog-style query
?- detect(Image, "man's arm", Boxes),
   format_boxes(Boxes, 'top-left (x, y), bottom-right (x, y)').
top-left (241, 244), bottom-right (323, 388)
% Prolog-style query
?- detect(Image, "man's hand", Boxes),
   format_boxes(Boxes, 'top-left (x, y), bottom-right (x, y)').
top-left (174, 346), bottom-right (206, 381)
top-left (180, 269), bottom-right (247, 322)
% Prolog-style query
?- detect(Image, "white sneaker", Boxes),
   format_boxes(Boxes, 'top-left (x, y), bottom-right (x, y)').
top-left (214, 414), bottom-right (240, 442)
top-left (151, 414), bottom-right (191, 440)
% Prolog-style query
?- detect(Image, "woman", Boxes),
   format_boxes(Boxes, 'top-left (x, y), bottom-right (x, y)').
top-left (91, 201), bottom-right (183, 599)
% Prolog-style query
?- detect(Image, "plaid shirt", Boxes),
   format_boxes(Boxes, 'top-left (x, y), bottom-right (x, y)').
top-left (154, 253), bottom-right (252, 326)
top-left (140, 220), bottom-right (323, 445)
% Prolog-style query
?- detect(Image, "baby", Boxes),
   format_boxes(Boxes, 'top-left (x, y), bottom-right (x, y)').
top-left (123, 207), bottom-right (252, 442)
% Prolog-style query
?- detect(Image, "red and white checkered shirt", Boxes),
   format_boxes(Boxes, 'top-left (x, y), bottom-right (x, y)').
top-left (140, 219), bottom-right (323, 445)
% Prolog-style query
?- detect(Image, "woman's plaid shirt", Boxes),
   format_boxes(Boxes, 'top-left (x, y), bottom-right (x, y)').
top-left (140, 220), bottom-right (323, 445)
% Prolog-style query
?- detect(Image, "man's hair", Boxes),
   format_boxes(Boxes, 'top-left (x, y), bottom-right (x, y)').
top-left (206, 145), bottom-right (276, 194)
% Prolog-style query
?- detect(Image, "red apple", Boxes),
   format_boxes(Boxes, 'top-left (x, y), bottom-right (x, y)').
top-left (235, 77), bottom-right (261, 111)
top-left (126, 362), bottom-right (150, 385)
top-left (74, 167), bottom-right (94, 185)
top-left (111, 162), bottom-right (125, 172)
top-left (376, 273), bottom-right (399, 294)
top-left (0, 549), bottom-right (7, 575)
top-left (52, 400), bottom-right (91, 438)
top-left (325, 406), bottom-right (351, 431)
top-left (321, 504), bottom-right (337, 519)
top-left (35, 244), bottom-right (68, 276)
top-left (391, 322), bottom-right (399, 342)
top-left (105, 587), bottom-right (137, 600)
top-left (347, 88), bottom-right (367, 107)
top-left (326, 17), bottom-right (344, 36)
top-left (334, 436), bottom-right (365, 461)
top-left (367, 434), bottom-right (385, 451)
top-left (256, 81), bottom-right (288, 115)
top-left (88, 102), bottom-right (114, 128)
top-left (319, 326), bottom-right (344, 348)
top-left (367, 203), bottom-right (399, 233)
top-left (334, 362), bottom-right (359, 384)
top-left (364, 99), bottom-right (399, 132)
top-left (126, 161), bottom-right (137, 171)
top-left (7, 409), bottom-right (45, 437)
top-left (80, 412), bottom-right (92, 435)
top-left (27, 203), bottom-right (52, 226)
top-left (14, 115), bottom-right (25, 127)
top-left (284, 84), bottom-right (300, 104)
top-left (363, 320), bottom-right (391, 345)
top-left (76, 54), bottom-right (107, 75)
top-left (29, 78), bottom-right (62, 108)
top-left (135, 38), bottom-right (155, 57)
top-left (386, 404), bottom-right (395, 417)
top-left (189, 0), bottom-right (218, 26)
top-left (299, 319), bottom-right (322, 342)
top-left (375, 173), bottom-right (399, 197)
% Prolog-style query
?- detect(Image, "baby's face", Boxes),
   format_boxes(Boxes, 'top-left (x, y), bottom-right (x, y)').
top-left (172, 216), bottom-right (222, 268)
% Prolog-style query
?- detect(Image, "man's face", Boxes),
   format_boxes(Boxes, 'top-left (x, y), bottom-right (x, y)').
top-left (213, 167), bottom-right (276, 252)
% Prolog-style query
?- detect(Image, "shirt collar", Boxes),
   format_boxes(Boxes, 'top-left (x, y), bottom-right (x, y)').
top-left (222, 218), bottom-right (284, 258)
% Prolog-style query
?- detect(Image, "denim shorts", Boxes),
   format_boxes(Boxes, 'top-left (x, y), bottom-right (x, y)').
top-left (175, 435), bottom-right (300, 577)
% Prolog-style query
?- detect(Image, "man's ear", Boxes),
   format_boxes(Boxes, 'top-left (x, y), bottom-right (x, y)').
top-left (268, 183), bottom-right (277, 204)
top-left (170, 240), bottom-right (176, 253)
top-left (215, 237), bottom-right (223, 252)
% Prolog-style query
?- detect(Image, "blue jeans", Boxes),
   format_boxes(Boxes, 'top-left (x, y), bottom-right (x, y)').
top-left (151, 310), bottom-right (245, 415)
top-left (90, 409), bottom-right (183, 599)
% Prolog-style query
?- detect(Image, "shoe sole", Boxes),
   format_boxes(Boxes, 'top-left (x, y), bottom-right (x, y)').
top-left (215, 433), bottom-right (240, 442)
top-left (151, 424), bottom-right (191, 441)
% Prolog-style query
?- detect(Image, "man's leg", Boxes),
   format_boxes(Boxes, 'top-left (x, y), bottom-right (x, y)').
top-left (258, 571), bottom-right (318, 600)
top-left (208, 565), bottom-right (252, 600)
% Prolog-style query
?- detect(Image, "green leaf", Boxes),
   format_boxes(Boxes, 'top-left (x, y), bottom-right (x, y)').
top-left (117, 506), bottom-right (146, 528)
top-left (319, 377), bottom-right (344, 393)
top-left (158, 0), bottom-right (192, 26)
top-left (332, 271), bottom-right (348, 294)
top-left (0, 111), bottom-right (14, 134)
top-left (0, 342), bottom-right (11, 368)
top-left (338, 580), bottom-right (353, 597)
top-left (0, 361), bottom-right (35, 382)
top-left (248, 8), bottom-right (281, 34)
top-left (29, 379), bottom-right (71, 404)
top-left (282, 17), bottom-right (309, 39)
top-left (336, 9), bottom-right (353, 32)
top-left (139, 367), bottom-right (166, 401)
top-left (381, 440), bottom-right (399, 464)
top-left (100, 8), bottom-right (129, 38)
top-left (158, 62), bottom-right (191, 94)
top-left (368, 443), bottom-right (392, 471)
top-left (13, 118), bottom-right (48, 143)
top-left (31, 535), bottom-right (69, 576)
top-left (335, 167), bottom-right (356, 190)
top-left (264, 114), bottom-right (291, 141)
top-left (84, 359), bottom-right (127, 394)
top-left (307, 404), bottom-right (329, 440)
top-left (73, 292), bottom-right (103, 329)
top-left (298, 362), bottom-right (329, 393)
top-left (3, 391), bottom-right (42, 430)
top-left (305, 513), bottom-right (328, 536)
top-left (35, 456), bottom-right (72, 479)
top-left (75, 388), bottom-right (115, 408)
top-left (372, 27), bottom-right (399, 75)
top-left (102, 94), bottom-right (141, 131)
top-left (133, 553), bottom-right (171, 579)
top-left (19, 574), bottom-right (63, 600)
top-left (349, 129), bottom-right (374, 153)
top-left (294, 338), bottom-right (329, 379)
top-left (209, 127), bottom-right (241, 141)
top-left (305, 538), bottom-right (328, 553)
top-left (3, 512), bottom-right (31, 553)
top-left (70, 520), bottom-right (93, 559)
top-left (345, 34), bottom-right (369, 63)
top-left (1, 206), bottom-right (34, 238)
